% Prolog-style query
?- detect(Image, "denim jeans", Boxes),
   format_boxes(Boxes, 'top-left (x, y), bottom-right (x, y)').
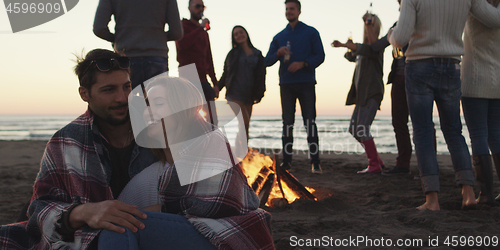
top-left (98, 210), bottom-right (217, 250)
top-left (130, 57), bottom-right (169, 90)
top-left (280, 83), bottom-right (320, 164)
top-left (462, 97), bottom-right (500, 156)
top-left (349, 98), bottom-right (380, 142)
top-left (405, 60), bottom-right (474, 193)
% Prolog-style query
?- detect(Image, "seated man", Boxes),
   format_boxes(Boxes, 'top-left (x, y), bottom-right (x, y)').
top-left (0, 49), bottom-right (157, 249)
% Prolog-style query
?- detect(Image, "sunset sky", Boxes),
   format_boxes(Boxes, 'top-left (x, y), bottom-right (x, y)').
top-left (0, 0), bottom-right (402, 116)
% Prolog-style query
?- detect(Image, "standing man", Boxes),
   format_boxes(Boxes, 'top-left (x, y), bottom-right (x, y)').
top-left (265, 0), bottom-right (325, 174)
top-left (0, 49), bottom-right (158, 249)
top-left (176, 0), bottom-right (218, 125)
top-left (388, 0), bottom-right (500, 210)
top-left (93, 0), bottom-right (183, 89)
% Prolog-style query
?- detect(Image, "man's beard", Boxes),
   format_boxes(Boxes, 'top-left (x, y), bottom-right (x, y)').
top-left (103, 103), bottom-right (130, 126)
top-left (105, 112), bottom-right (130, 126)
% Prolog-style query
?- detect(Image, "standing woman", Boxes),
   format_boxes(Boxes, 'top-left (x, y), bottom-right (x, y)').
top-left (219, 26), bottom-right (266, 144)
top-left (333, 13), bottom-right (385, 174)
top-left (462, 0), bottom-right (500, 205)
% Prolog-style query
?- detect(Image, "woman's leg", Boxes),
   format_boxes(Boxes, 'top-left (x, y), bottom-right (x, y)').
top-left (353, 99), bottom-right (383, 174)
top-left (98, 210), bottom-right (217, 250)
top-left (462, 97), bottom-right (494, 204)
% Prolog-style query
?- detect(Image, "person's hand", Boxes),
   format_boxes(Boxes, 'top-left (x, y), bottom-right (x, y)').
top-left (346, 39), bottom-right (354, 47)
top-left (332, 40), bottom-right (344, 47)
top-left (277, 46), bottom-right (291, 58)
top-left (288, 62), bottom-right (305, 73)
top-left (213, 84), bottom-right (219, 99)
top-left (200, 18), bottom-right (210, 29)
top-left (69, 200), bottom-right (147, 234)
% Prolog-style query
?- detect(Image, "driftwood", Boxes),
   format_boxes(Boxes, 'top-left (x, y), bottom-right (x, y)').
top-left (249, 150), bottom-right (316, 207)
top-left (278, 166), bottom-right (316, 201)
top-left (258, 173), bottom-right (275, 208)
top-left (251, 166), bottom-right (272, 193)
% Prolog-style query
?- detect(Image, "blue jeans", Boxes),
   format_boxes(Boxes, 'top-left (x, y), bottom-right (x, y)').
top-left (462, 97), bottom-right (500, 156)
top-left (98, 211), bottom-right (216, 250)
top-left (280, 83), bottom-right (320, 164)
top-left (405, 60), bottom-right (474, 193)
top-left (130, 57), bottom-right (169, 90)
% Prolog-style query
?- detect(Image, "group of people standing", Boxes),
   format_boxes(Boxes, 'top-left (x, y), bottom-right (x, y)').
top-left (335, 0), bottom-right (500, 211)
top-left (1, 0), bottom-right (500, 249)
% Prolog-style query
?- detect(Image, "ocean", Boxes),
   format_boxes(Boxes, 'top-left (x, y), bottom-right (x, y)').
top-left (0, 114), bottom-right (471, 155)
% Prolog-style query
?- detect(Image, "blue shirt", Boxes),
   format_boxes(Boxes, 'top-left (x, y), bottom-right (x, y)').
top-left (265, 21), bottom-right (325, 84)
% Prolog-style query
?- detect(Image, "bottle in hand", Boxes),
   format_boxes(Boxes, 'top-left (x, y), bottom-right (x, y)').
top-left (284, 41), bottom-right (291, 63)
top-left (201, 14), bottom-right (210, 30)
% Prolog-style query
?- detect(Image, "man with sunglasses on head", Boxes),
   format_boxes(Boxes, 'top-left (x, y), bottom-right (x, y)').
top-left (93, 0), bottom-right (183, 89)
top-left (176, 0), bottom-right (219, 125)
top-left (0, 49), bottom-right (157, 249)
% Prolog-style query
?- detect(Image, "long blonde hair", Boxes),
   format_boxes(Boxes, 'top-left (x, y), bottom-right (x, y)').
top-left (363, 14), bottom-right (381, 44)
top-left (146, 76), bottom-right (205, 163)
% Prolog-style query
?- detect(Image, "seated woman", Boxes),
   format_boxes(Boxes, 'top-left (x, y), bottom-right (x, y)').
top-left (99, 75), bottom-right (274, 250)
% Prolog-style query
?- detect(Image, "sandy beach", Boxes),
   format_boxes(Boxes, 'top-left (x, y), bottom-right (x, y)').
top-left (1, 140), bottom-right (500, 249)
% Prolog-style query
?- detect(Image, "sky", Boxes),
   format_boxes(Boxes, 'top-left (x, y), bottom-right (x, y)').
top-left (0, 0), bottom-right (402, 116)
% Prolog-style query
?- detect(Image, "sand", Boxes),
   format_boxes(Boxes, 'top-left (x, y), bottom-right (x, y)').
top-left (1, 141), bottom-right (500, 249)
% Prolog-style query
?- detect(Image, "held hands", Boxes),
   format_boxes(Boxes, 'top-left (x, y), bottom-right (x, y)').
top-left (69, 200), bottom-right (147, 234)
top-left (213, 84), bottom-right (219, 99)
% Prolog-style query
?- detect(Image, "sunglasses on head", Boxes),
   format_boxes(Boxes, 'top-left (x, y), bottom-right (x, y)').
top-left (82, 57), bottom-right (130, 77)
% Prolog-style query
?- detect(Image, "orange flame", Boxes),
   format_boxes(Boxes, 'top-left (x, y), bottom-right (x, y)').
top-left (240, 149), bottom-right (317, 207)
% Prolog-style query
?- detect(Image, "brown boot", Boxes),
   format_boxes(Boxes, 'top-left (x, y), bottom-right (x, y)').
top-left (473, 155), bottom-right (495, 205)
top-left (492, 153), bottom-right (500, 202)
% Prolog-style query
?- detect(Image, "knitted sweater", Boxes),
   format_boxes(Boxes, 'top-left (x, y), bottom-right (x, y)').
top-left (388, 0), bottom-right (500, 61)
top-left (462, 10), bottom-right (500, 98)
top-left (93, 0), bottom-right (182, 58)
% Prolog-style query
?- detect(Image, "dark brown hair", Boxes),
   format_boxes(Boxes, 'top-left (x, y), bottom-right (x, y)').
top-left (74, 49), bottom-right (129, 94)
top-left (285, 0), bottom-right (301, 10)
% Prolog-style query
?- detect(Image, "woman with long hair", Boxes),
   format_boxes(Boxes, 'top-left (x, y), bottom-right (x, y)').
top-left (98, 76), bottom-right (274, 250)
top-left (462, 0), bottom-right (500, 206)
top-left (219, 25), bottom-right (266, 145)
top-left (333, 13), bottom-right (386, 174)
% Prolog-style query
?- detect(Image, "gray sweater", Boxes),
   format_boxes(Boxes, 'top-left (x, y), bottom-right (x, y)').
top-left (388, 0), bottom-right (500, 61)
top-left (462, 10), bottom-right (500, 98)
top-left (93, 0), bottom-right (183, 58)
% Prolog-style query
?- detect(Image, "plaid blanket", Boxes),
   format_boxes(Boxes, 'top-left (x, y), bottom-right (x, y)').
top-left (160, 130), bottom-right (274, 249)
top-left (0, 110), bottom-right (157, 250)
top-left (1, 112), bottom-right (274, 249)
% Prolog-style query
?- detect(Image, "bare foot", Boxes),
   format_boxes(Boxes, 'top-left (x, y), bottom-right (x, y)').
top-left (462, 185), bottom-right (477, 209)
top-left (416, 192), bottom-right (440, 211)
